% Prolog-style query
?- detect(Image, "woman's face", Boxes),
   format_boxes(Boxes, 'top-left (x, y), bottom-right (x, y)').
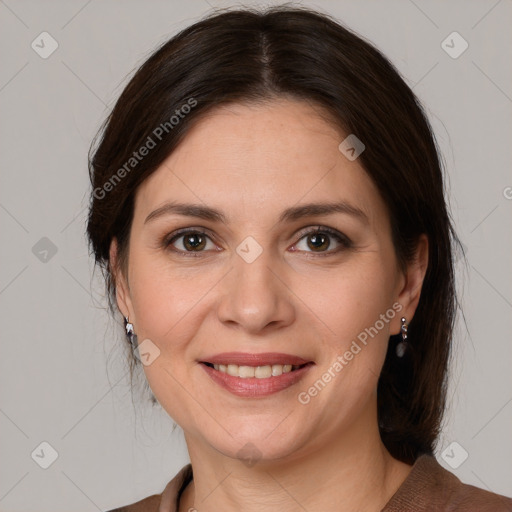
top-left (113, 99), bottom-right (423, 465)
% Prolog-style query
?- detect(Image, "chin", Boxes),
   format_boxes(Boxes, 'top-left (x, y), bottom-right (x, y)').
top-left (204, 421), bottom-right (309, 466)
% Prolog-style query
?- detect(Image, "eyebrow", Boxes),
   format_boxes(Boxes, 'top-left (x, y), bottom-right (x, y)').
top-left (144, 201), bottom-right (369, 225)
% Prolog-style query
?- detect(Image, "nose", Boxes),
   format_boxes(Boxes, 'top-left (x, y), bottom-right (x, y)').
top-left (216, 249), bottom-right (296, 335)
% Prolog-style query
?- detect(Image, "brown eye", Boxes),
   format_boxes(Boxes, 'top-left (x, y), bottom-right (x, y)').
top-left (182, 232), bottom-right (207, 251)
top-left (306, 233), bottom-right (330, 251)
top-left (166, 230), bottom-right (215, 253)
top-left (293, 227), bottom-right (352, 255)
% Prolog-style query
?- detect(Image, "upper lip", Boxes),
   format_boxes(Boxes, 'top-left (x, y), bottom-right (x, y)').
top-left (200, 352), bottom-right (313, 366)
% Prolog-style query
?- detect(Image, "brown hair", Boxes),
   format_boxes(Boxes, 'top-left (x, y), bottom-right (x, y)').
top-left (86, 5), bottom-right (460, 465)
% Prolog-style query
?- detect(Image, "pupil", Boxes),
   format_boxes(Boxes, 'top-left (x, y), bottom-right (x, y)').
top-left (184, 233), bottom-right (205, 251)
top-left (308, 233), bottom-right (329, 251)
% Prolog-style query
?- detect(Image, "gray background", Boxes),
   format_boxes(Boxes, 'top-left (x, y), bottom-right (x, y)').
top-left (0, 0), bottom-right (511, 510)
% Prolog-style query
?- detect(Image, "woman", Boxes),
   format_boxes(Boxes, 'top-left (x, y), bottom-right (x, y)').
top-left (86, 6), bottom-right (512, 512)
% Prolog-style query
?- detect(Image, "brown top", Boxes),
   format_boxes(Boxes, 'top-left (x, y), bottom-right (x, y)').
top-left (106, 454), bottom-right (512, 512)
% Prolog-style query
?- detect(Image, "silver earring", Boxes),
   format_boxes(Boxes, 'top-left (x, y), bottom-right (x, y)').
top-left (396, 317), bottom-right (408, 357)
top-left (124, 316), bottom-right (137, 348)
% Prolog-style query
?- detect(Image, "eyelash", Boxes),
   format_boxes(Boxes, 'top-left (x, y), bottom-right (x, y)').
top-left (161, 226), bottom-right (352, 258)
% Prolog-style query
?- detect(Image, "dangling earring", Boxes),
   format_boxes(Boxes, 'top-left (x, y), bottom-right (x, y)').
top-left (124, 316), bottom-right (137, 348)
top-left (396, 317), bottom-right (408, 357)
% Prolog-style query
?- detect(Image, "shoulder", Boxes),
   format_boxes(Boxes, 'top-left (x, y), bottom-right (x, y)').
top-left (105, 463), bottom-right (193, 512)
top-left (384, 454), bottom-right (512, 511)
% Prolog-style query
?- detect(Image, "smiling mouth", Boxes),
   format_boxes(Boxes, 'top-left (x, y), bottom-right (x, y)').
top-left (201, 362), bottom-right (311, 378)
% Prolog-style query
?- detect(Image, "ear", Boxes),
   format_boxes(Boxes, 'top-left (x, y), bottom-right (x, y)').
top-left (109, 238), bottom-right (135, 323)
top-left (392, 234), bottom-right (429, 334)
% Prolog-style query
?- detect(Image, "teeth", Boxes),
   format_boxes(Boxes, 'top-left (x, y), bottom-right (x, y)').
top-left (211, 363), bottom-right (299, 378)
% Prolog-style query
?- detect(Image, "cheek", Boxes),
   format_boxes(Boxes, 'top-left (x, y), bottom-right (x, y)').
top-left (127, 249), bottom-right (219, 343)
top-left (126, 251), bottom-right (213, 426)
top-left (295, 255), bottom-right (397, 344)
top-left (297, 265), bottom-right (396, 426)
top-left (294, 254), bottom-right (397, 413)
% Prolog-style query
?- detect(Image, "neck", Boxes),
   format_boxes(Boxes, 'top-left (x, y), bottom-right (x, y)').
top-left (179, 405), bottom-right (412, 512)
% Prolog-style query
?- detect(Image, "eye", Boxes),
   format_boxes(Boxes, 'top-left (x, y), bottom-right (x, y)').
top-left (162, 226), bottom-right (352, 257)
top-left (292, 226), bottom-right (352, 255)
top-left (164, 229), bottom-right (218, 255)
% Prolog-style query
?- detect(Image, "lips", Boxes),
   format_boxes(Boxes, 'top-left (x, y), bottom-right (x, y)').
top-left (199, 352), bottom-right (315, 397)
top-left (200, 352), bottom-right (312, 366)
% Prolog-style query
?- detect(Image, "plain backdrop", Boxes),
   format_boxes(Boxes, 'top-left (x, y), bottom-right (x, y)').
top-left (0, 0), bottom-right (511, 510)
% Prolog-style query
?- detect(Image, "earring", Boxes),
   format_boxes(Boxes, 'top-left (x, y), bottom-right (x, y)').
top-left (124, 316), bottom-right (137, 348)
top-left (396, 317), bottom-right (408, 357)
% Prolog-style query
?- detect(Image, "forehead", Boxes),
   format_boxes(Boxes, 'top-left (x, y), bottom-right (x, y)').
top-left (134, 99), bottom-right (386, 228)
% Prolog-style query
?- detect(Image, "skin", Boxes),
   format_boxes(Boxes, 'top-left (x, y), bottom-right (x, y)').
top-left (111, 99), bottom-right (429, 512)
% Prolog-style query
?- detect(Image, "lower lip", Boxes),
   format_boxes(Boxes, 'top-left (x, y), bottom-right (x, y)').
top-left (200, 363), bottom-right (314, 397)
